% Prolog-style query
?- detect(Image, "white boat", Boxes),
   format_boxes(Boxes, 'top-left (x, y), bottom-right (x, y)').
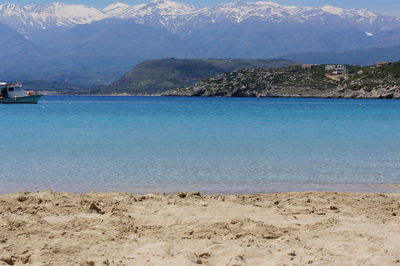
top-left (0, 82), bottom-right (42, 104)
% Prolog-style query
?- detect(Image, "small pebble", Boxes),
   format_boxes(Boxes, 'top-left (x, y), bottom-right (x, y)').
top-left (177, 192), bottom-right (187, 198)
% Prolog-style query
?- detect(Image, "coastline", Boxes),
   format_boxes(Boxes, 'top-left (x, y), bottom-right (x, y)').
top-left (2, 182), bottom-right (400, 195)
top-left (39, 93), bottom-right (400, 99)
top-left (1, 190), bottom-right (399, 265)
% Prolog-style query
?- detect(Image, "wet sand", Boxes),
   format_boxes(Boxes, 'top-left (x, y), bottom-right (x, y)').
top-left (1, 191), bottom-right (400, 265)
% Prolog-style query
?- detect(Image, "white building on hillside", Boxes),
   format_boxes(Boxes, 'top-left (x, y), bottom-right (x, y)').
top-left (325, 65), bottom-right (347, 75)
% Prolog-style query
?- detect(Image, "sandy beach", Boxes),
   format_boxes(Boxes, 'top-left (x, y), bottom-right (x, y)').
top-left (1, 191), bottom-right (399, 265)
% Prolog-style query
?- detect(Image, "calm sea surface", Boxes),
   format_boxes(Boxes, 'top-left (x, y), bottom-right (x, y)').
top-left (0, 95), bottom-right (399, 193)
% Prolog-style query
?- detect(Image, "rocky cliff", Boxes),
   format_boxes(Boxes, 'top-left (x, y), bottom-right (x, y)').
top-left (164, 63), bottom-right (400, 99)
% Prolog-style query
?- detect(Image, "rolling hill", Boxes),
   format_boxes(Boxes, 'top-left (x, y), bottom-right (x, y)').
top-left (91, 58), bottom-right (297, 95)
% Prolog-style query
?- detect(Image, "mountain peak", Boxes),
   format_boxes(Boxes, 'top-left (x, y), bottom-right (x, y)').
top-left (103, 2), bottom-right (130, 15)
top-left (321, 5), bottom-right (346, 15)
top-left (103, 2), bottom-right (130, 11)
top-left (111, 0), bottom-right (198, 20)
top-left (255, 1), bottom-right (282, 7)
top-left (0, 2), bottom-right (105, 32)
top-left (146, 0), bottom-right (197, 10)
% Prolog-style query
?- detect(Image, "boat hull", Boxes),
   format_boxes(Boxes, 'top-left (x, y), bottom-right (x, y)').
top-left (0, 94), bottom-right (42, 104)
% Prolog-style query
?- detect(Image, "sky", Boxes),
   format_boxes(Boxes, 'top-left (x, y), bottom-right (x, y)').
top-left (2, 0), bottom-right (400, 16)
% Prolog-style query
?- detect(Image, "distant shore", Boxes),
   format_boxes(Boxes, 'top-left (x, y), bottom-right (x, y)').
top-left (39, 93), bottom-right (400, 99)
top-left (1, 190), bottom-right (399, 265)
top-left (40, 92), bottom-right (162, 97)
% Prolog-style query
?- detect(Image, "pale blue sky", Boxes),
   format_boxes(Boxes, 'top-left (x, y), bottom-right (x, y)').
top-left (2, 0), bottom-right (399, 16)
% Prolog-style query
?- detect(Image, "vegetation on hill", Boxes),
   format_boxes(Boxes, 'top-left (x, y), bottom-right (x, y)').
top-left (164, 62), bottom-right (400, 98)
top-left (91, 58), bottom-right (297, 95)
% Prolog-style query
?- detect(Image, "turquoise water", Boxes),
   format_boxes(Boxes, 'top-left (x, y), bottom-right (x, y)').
top-left (0, 96), bottom-right (399, 193)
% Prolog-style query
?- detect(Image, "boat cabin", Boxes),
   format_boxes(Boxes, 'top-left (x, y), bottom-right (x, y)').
top-left (0, 82), bottom-right (27, 99)
top-left (0, 82), bottom-right (41, 103)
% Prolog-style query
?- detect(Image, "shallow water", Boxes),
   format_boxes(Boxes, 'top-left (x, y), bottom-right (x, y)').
top-left (0, 96), bottom-right (399, 193)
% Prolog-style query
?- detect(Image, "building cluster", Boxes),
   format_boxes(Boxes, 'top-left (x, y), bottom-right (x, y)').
top-left (298, 61), bottom-right (393, 76)
top-left (301, 64), bottom-right (348, 75)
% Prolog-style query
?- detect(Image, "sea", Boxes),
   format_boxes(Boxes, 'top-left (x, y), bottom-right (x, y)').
top-left (1, 95), bottom-right (399, 194)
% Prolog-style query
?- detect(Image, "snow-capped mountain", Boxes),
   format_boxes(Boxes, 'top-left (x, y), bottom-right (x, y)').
top-left (103, 0), bottom-right (198, 32)
top-left (0, 2), bottom-right (105, 33)
top-left (195, 2), bottom-right (382, 25)
top-left (99, 0), bottom-right (400, 33)
top-left (103, 2), bottom-right (130, 16)
top-left (1, 0), bottom-right (399, 34)
top-left (104, 0), bottom-right (197, 18)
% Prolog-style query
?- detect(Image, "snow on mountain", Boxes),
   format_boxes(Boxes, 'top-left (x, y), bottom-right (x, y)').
top-left (106, 0), bottom-right (197, 18)
top-left (103, 2), bottom-right (131, 16)
top-left (194, 1), bottom-right (385, 25)
top-left (103, 0), bottom-right (198, 32)
top-left (0, 2), bottom-right (105, 33)
top-left (100, 0), bottom-right (399, 33)
top-left (320, 5), bottom-right (343, 15)
top-left (193, 1), bottom-right (311, 23)
top-left (0, 0), bottom-right (399, 34)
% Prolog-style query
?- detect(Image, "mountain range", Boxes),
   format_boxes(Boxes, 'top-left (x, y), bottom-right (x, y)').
top-left (1, 0), bottom-right (400, 85)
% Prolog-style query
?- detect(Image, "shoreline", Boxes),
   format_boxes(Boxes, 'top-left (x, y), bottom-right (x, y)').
top-left (1, 190), bottom-right (399, 265)
top-left (2, 183), bottom-right (400, 195)
top-left (39, 93), bottom-right (400, 99)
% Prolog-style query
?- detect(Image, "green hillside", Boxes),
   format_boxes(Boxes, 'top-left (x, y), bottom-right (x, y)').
top-left (91, 58), bottom-right (297, 95)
